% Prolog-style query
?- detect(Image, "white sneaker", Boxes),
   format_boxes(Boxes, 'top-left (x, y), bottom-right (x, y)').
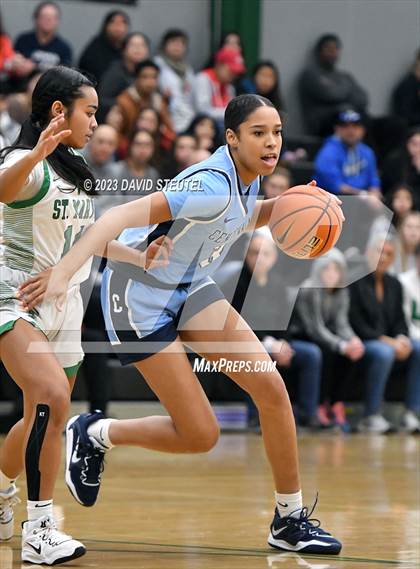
top-left (0, 484), bottom-right (20, 541)
top-left (357, 414), bottom-right (392, 434)
top-left (22, 515), bottom-right (86, 565)
top-left (400, 410), bottom-right (420, 433)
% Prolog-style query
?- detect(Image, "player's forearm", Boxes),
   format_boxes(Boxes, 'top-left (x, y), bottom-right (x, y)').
top-left (0, 150), bottom-right (40, 203)
top-left (56, 208), bottom-right (130, 279)
top-left (246, 198), bottom-right (278, 231)
top-left (98, 240), bottom-right (143, 267)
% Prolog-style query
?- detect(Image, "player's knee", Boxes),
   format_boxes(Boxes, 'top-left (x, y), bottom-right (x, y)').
top-left (250, 373), bottom-right (288, 412)
top-left (34, 383), bottom-right (70, 425)
top-left (185, 421), bottom-right (220, 453)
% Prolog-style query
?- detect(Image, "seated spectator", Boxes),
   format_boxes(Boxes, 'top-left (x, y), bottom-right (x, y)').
top-left (370, 183), bottom-right (415, 236)
top-left (239, 60), bottom-right (285, 113)
top-left (290, 249), bottom-right (364, 429)
top-left (134, 106), bottom-right (164, 163)
top-left (262, 167), bottom-right (291, 198)
top-left (81, 124), bottom-right (119, 191)
top-left (381, 127), bottom-right (420, 208)
top-left (223, 229), bottom-right (323, 429)
top-left (204, 31), bottom-right (244, 69)
top-left (315, 110), bottom-right (381, 197)
top-left (391, 48), bottom-right (420, 128)
top-left (399, 246), bottom-right (420, 428)
top-left (299, 34), bottom-right (368, 136)
top-left (6, 71), bottom-right (41, 127)
top-left (161, 133), bottom-right (198, 179)
top-left (108, 129), bottom-right (159, 210)
top-left (14, 1), bottom-right (72, 75)
top-left (186, 114), bottom-right (219, 152)
top-left (0, 11), bottom-right (34, 94)
top-left (194, 46), bottom-right (245, 130)
top-left (391, 211), bottom-right (420, 274)
top-left (349, 233), bottom-right (420, 433)
top-left (78, 10), bottom-right (130, 83)
top-left (98, 32), bottom-right (150, 123)
top-left (109, 59), bottom-right (174, 157)
top-left (154, 29), bottom-right (195, 134)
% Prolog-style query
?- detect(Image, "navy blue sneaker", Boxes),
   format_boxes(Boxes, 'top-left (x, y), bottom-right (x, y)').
top-left (268, 497), bottom-right (342, 554)
top-left (65, 412), bottom-right (107, 507)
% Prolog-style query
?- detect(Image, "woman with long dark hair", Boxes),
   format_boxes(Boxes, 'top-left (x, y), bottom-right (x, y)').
top-left (0, 65), bottom-right (165, 565)
top-left (21, 94), bottom-right (343, 556)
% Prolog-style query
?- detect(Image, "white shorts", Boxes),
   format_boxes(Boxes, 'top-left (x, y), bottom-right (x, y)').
top-left (0, 268), bottom-right (84, 375)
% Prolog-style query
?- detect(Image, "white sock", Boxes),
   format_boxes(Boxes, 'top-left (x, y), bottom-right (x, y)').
top-left (87, 418), bottom-right (115, 450)
top-left (275, 490), bottom-right (303, 518)
top-left (27, 499), bottom-right (53, 521)
top-left (0, 469), bottom-right (15, 491)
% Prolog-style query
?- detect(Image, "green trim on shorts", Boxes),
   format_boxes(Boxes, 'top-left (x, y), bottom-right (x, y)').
top-left (63, 361), bottom-right (83, 378)
top-left (0, 319), bottom-right (17, 336)
top-left (7, 160), bottom-right (50, 209)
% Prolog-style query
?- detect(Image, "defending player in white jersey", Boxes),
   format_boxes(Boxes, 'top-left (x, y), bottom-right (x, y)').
top-left (0, 66), bottom-right (168, 565)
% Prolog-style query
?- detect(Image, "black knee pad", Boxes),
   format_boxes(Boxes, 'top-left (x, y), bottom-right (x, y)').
top-left (25, 404), bottom-right (50, 501)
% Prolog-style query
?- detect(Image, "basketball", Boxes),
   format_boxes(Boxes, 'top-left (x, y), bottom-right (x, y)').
top-left (269, 185), bottom-right (343, 259)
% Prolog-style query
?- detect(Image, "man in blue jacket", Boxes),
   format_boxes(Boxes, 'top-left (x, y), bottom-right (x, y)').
top-left (315, 110), bottom-right (381, 198)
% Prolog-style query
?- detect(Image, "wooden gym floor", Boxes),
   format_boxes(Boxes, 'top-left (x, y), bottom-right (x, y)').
top-left (1, 432), bottom-right (419, 569)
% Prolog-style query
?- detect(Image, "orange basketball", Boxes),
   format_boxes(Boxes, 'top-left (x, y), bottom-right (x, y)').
top-left (269, 185), bottom-right (343, 259)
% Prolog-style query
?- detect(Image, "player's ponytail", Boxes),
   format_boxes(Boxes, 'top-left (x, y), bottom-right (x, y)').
top-left (0, 66), bottom-right (96, 194)
top-left (224, 94), bottom-right (275, 134)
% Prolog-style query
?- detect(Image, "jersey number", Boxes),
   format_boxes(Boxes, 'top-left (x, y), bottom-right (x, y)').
top-left (199, 244), bottom-right (226, 268)
top-left (61, 225), bottom-right (85, 258)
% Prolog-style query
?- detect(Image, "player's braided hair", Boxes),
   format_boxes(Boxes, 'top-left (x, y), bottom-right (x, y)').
top-left (224, 94), bottom-right (275, 136)
top-left (0, 66), bottom-right (96, 194)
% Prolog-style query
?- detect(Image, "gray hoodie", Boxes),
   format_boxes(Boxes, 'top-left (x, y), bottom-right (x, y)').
top-left (291, 249), bottom-right (355, 352)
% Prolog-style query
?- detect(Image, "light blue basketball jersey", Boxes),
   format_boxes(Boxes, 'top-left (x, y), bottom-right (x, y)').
top-left (113, 145), bottom-right (260, 286)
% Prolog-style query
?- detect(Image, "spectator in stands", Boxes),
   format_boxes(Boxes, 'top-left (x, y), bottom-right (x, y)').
top-left (78, 10), bottom-right (130, 83)
top-left (290, 249), bottom-right (364, 429)
top-left (154, 29), bottom-right (195, 134)
top-left (239, 61), bottom-right (285, 113)
top-left (391, 211), bottom-right (420, 274)
top-left (161, 133), bottom-right (198, 179)
top-left (349, 233), bottom-right (420, 433)
top-left (82, 124), bottom-right (118, 185)
top-left (370, 184), bottom-right (415, 237)
top-left (134, 106), bottom-right (164, 163)
top-left (262, 167), bottom-right (291, 198)
top-left (186, 114), bottom-right (218, 152)
top-left (204, 31), bottom-right (244, 69)
top-left (392, 48), bottom-right (420, 128)
top-left (315, 110), bottom-right (381, 198)
top-left (14, 2), bottom-right (72, 74)
top-left (112, 129), bottom-right (159, 204)
top-left (98, 32), bottom-right (150, 123)
top-left (223, 229), bottom-right (324, 429)
top-left (0, 11), bottom-right (34, 94)
top-left (194, 46), bottom-right (245, 130)
top-left (110, 60), bottom-right (174, 157)
top-left (399, 249), bottom-right (420, 419)
top-left (299, 34), bottom-right (368, 136)
top-left (381, 127), bottom-right (420, 208)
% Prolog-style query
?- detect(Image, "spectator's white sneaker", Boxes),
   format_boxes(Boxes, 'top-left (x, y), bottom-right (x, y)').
top-left (22, 516), bottom-right (86, 565)
top-left (357, 414), bottom-right (392, 434)
top-left (400, 411), bottom-right (420, 433)
top-left (0, 484), bottom-right (19, 541)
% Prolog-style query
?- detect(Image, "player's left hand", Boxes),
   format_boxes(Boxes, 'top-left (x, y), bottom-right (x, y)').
top-left (308, 180), bottom-right (345, 222)
top-left (16, 266), bottom-right (69, 312)
top-left (141, 235), bottom-right (173, 272)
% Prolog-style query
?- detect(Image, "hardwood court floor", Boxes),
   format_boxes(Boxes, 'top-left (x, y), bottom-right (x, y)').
top-left (1, 433), bottom-right (419, 569)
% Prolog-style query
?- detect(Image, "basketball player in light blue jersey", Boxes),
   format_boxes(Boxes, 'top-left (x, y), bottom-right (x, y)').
top-left (20, 94), bottom-right (343, 554)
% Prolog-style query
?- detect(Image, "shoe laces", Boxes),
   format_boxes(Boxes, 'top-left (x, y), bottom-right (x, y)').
top-left (0, 488), bottom-right (20, 521)
top-left (79, 441), bottom-right (105, 484)
top-left (286, 494), bottom-right (323, 533)
top-left (32, 517), bottom-right (73, 545)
